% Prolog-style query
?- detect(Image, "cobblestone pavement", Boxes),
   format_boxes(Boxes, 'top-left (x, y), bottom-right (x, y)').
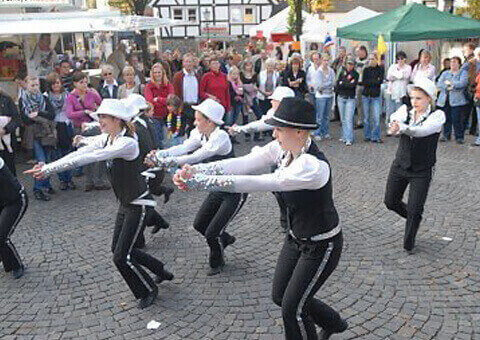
top-left (1, 123), bottom-right (480, 339)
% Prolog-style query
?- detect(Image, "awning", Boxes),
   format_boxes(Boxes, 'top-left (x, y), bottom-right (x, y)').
top-left (337, 3), bottom-right (480, 42)
top-left (0, 10), bottom-right (178, 35)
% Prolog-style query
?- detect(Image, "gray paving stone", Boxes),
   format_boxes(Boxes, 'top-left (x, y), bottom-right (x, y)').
top-left (1, 124), bottom-right (480, 338)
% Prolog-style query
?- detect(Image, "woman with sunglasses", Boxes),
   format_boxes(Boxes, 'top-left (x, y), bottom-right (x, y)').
top-left (173, 97), bottom-right (348, 339)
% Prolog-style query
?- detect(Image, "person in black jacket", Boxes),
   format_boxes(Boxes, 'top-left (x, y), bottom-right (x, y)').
top-left (362, 54), bottom-right (385, 143)
top-left (335, 56), bottom-right (359, 146)
top-left (384, 78), bottom-right (446, 253)
top-left (283, 56), bottom-right (307, 98)
top-left (173, 98), bottom-right (348, 339)
top-left (97, 64), bottom-right (120, 99)
top-left (0, 88), bottom-right (22, 175)
top-left (20, 76), bottom-right (56, 201)
top-left (0, 156), bottom-right (28, 279)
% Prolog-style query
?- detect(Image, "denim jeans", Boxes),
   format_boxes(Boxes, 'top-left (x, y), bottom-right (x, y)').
top-left (226, 102), bottom-right (243, 126)
top-left (51, 147), bottom-right (73, 183)
top-left (476, 107), bottom-right (480, 144)
top-left (315, 97), bottom-right (333, 137)
top-left (386, 95), bottom-right (404, 127)
top-left (443, 104), bottom-right (465, 141)
top-left (152, 118), bottom-right (166, 149)
top-left (363, 96), bottom-right (382, 141)
top-left (338, 96), bottom-right (356, 143)
top-left (33, 140), bottom-right (53, 191)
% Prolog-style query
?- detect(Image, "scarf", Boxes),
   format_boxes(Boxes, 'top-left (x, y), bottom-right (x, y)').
top-left (48, 92), bottom-right (67, 115)
top-left (23, 90), bottom-right (46, 114)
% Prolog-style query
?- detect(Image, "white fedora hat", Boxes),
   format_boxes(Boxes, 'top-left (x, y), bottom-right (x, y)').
top-left (90, 99), bottom-right (133, 121)
top-left (121, 94), bottom-right (148, 117)
top-left (192, 98), bottom-right (225, 125)
top-left (269, 86), bottom-right (295, 101)
top-left (408, 76), bottom-right (437, 100)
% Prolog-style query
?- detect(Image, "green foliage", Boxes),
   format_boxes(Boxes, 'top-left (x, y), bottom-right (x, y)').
top-left (456, 0), bottom-right (480, 20)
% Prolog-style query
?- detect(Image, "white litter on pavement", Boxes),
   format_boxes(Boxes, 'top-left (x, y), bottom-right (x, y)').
top-left (147, 320), bottom-right (161, 329)
top-left (442, 237), bottom-right (453, 241)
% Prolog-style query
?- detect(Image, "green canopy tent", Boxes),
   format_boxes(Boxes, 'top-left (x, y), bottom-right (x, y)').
top-left (337, 3), bottom-right (480, 42)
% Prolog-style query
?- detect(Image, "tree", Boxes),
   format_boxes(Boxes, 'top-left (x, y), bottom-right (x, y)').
top-left (108, 0), bottom-right (152, 71)
top-left (286, 0), bottom-right (347, 41)
top-left (456, 0), bottom-right (480, 20)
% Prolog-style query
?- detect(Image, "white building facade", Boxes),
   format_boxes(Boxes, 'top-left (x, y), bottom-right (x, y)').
top-left (149, 0), bottom-right (282, 40)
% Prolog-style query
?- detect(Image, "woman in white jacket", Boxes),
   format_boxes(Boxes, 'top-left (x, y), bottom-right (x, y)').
top-left (385, 51), bottom-right (412, 133)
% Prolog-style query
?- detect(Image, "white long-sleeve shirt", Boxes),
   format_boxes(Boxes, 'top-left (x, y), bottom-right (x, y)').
top-left (191, 140), bottom-right (330, 193)
top-left (42, 130), bottom-right (139, 175)
top-left (233, 108), bottom-right (274, 134)
top-left (390, 105), bottom-right (446, 138)
top-left (156, 127), bottom-right (232, 166)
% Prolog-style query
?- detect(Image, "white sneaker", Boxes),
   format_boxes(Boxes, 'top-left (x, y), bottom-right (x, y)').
top-left (345, 141), bottom-right (352, 146)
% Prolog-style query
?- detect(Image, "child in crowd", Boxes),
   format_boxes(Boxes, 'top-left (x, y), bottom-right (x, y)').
top-left (166, 94), bottom-right (184, 147)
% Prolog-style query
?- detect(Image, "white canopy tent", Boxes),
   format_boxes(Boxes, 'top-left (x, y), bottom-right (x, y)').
top-left (336, 6), bottom-right (380, 30)
top-left (249, 7), bottom-right (325, 40)
top-left (0, 10), bottom-right (177, 35)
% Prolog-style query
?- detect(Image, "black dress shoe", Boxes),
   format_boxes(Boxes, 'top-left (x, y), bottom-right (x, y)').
top-left (138, 285), bottom-right (158, 309)
top-left (46, 187), bottom-right (56, 195)
top-left (163, 187), bottom-right (174, 204)
top-left (318, 319), bottom-right (348, 339)
top-left (207, 263), bottom-right (225, 276)
top-left (33, 190), bottom-right (50, 201)
top-left (12, 266), bottom-right (24, 279)
top-left (220, 234), bottom-right (236, 250)
top-left (151, 220), bottom-right (170, 234)
top-left (155, 269), bottom-right (174, 284)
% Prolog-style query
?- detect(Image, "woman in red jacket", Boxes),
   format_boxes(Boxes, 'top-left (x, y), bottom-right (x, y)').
top-left (145, 63), bottom-right (174, 148)
top-left (199, 59), bottom-right (231, 116)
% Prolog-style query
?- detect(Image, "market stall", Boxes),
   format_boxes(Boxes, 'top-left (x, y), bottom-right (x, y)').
top-left (0, 9), bottom-right (177, 97)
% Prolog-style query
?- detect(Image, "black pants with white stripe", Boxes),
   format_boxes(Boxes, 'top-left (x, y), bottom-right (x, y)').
top-left (193, 192), bottom-right (248, 269)
top-left (112, 204), bottom-right (165, 299)
top-left (0, 191), bottom-right (28, 272)
top-left (272, 233), bottom-right (344, 339)
top-left (384, 165), bottom-right (432, 251)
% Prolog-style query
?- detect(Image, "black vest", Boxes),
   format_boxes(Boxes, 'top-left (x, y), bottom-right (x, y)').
top-left (134, 119), bottom-right (156, 172)
top-left (393, 112), bottom-right (440, 172)
top-left (0, 162), bottom-right (22, 205)
top-left (274, 142), bottom-right (339, 239)
top-left (105, 134), bottom-right (148, 205)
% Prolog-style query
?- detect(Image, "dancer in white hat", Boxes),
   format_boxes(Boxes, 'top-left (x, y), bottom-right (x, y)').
top-left (25, 99), bottom-right (172, 309)
top-left (384, 77), bottom-right (446, 253)
top-left (145, 98), bottom-right (247, 276)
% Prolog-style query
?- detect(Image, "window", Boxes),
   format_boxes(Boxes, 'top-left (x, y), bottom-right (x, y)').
top-left (230, 6), bottom-right (255, 23)
top-left (172, 8), bottom-right (183, 20)
top-left (243, 6), bottom-right (255, 23)
top-left (187, 8), bottom-right (197, 22)
top-left (172, 7), bottom-right (198, 24)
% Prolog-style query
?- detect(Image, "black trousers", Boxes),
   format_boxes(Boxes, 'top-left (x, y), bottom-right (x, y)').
top-left (384, 165), bottom-right (432, 251)
top-left (112, 204), bottom-right (165, 299)
top-left (0, 150), bottom-right (16, 176)
top-left (183, 104), bottom-right (196, 137)
top-left (272, 233), bottom-right (344, 339)
top-left (193, 192), bottom-right (247, 268)
top-left (134, 207), bottom-right (169, 248)
top-left (0, 190), bottom-right (28, 272)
